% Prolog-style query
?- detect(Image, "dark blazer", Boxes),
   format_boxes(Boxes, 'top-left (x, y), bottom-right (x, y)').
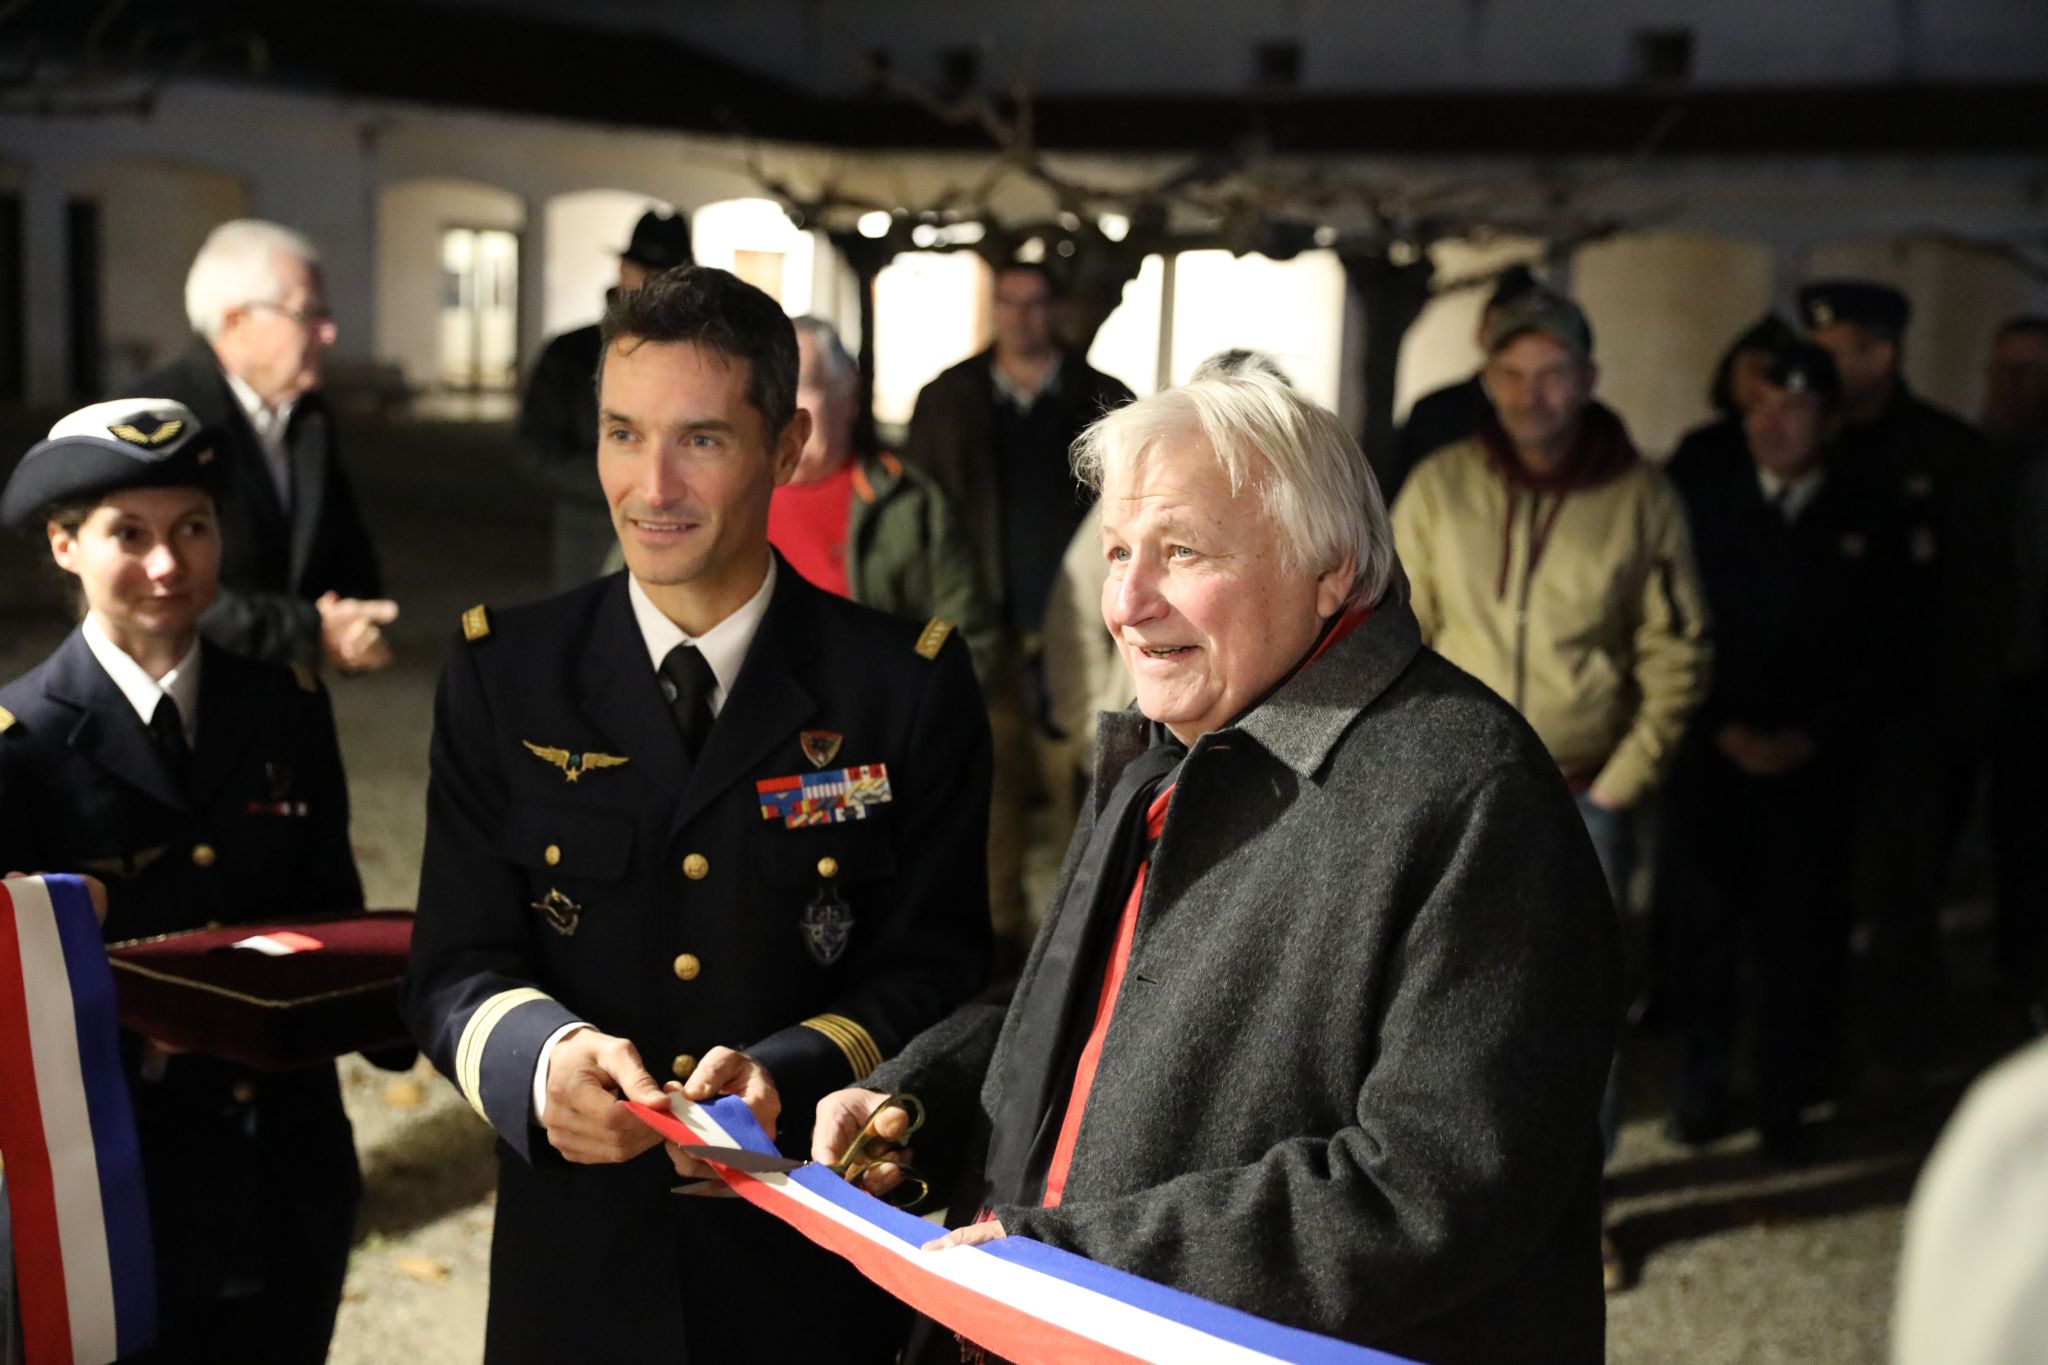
top-left (121, 343), bottom-right (384, 667)
top-left (901, 347), bottom-right (1132, 614)
top-left (1672, 456), bottom-right (1879, 755)
top-left (517, 322), bottom-right (604, 504)
top-left (402, 562), bottom-right (993, 1363)
top-left (869, 586), bottom-right (1622, 1365)
top-left (0, 629), bottom-right (365, 1363)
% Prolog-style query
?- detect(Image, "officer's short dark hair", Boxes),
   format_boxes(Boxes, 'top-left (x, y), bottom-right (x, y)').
top-left (598, 266), bottom-right (798, 438)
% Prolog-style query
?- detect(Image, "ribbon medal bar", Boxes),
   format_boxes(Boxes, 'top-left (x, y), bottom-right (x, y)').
top-left (756, 763), bottom-right (893, 828)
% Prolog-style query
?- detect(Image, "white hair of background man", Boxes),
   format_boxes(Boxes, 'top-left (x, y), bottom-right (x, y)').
top-left (184, 219), bottom-right (321, 339)
top-left (792, 315), bottom-right (858, 395)
top-left (1072, 371), bottom-right (1396, 610)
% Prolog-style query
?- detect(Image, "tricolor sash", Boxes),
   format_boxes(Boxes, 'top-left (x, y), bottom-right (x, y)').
top-left (630, 1096), bottom-right (1416, 1365)
top-left (0, 876), bottom-right (155, 1364)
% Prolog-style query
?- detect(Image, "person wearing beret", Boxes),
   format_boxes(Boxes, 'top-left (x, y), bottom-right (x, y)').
top-left (520, 209), bottom-right (694, 591)
top-left (0, 399), bottom-right (370, 1362)
top-left (402, 266), bottom-right (993, 1362)
top-left (1799, 279), bottom-right (2008, 1056)
top-left (118, 219), bottom-right (397, 675)
top-left (1661, 345), bottom-right (1883, 1163)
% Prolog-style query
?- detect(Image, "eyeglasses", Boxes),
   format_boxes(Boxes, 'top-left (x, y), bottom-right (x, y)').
top-left (246, 301), bottom-right (334, 328)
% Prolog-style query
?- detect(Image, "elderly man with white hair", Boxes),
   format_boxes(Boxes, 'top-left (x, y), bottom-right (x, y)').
top-left (120, 218), bottom-right (397, 672)
top-left (812, 373), bottom-right (1622, 1364)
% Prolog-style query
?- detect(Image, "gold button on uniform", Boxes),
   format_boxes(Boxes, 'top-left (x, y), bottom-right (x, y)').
top-left (190, 843), bottom-right (217, 868)
top-left (231, 1081), bottom-right (255, 1104)
top-left (672, 1053), bottom-right (697, 1080)
top-left (544, 843), bottom-right (561, 866)
top-left (672, 953), bottom-right (701, 982)
top-left (817, 856), bottom-right (839, 879)
top-left (682, 853), bottom-right (709, 881)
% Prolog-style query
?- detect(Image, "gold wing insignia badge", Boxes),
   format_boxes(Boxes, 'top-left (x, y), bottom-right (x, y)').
top-left (523, 740), bottom-right (630, 784)
top-left (107, 419), bottom-right (184, 447)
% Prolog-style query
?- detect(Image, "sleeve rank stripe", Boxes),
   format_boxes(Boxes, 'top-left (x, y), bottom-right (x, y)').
top-left (820, 1013), bottom-right (882, 1075)
top-left (800, 1015), bottom-right (872, 1078)
top-left (801, 1013), bottom-right (882, 1078)
top-left (455, 987), bottom-right (554, 1118)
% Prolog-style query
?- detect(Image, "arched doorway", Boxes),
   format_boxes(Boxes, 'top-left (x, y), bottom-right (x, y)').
top-left (375, 178), bottom-right (525, 394)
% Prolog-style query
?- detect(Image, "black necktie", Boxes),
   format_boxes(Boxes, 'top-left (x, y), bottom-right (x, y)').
top-left (658, 644), bottom-right (718, 761)
top-left (149, 694), bottom-right (193, 788)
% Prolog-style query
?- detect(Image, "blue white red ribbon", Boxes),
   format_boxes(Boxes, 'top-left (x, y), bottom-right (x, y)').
top-left (631, 1095), bottom-right (1416, 1365)
top-left (0, 875), bottom-right (155, 1364)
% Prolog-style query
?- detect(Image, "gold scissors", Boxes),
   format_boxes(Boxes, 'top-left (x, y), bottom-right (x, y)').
top-left (671, 1092), bottom-right (930, 1208)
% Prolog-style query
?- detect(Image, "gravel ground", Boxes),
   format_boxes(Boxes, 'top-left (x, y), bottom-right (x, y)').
top-left (1, 414), bottom-right (2026, 1364)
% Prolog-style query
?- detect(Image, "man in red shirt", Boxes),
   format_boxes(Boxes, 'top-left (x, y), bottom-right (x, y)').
top-left (772, 317), bottom-right (1000, 681)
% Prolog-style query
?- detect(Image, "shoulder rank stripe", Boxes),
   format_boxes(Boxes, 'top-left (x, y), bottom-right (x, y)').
top-left (914, 617), bottom-right (955, 660)
top-left (800, 1013), bottom-right (882, 1078)
top-left (289, 663), bottom-right (319, 693)
top-left (455, 987), bottom-right (553, 1118)
top-left (462, 604), bottom-right (492, 642)
top-left (0, 704), bottom-right (13, 733)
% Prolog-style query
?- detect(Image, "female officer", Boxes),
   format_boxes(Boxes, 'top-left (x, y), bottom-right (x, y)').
top-left (0, 399), bottom-right (364, 1363)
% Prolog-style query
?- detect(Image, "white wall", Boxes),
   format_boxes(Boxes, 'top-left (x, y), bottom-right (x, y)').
top-left (1575, 232), bottom-right (1776, 457)
top-left (67, 159), bottom-right (249, 390)
top-left (543, 190), bottom-right (669, 337)
top-left (375, 179), bottom-right (524, 389)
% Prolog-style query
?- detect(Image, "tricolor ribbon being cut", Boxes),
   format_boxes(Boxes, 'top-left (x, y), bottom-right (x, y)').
top-left (0, 875), bottom-right (155, 1364)
top-left (629, 1095), bottom-right (1416, 1365)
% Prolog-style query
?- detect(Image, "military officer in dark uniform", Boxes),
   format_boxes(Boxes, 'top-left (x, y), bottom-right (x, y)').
top-left (1664, 346), bottom-right (1879, 1161)
top-left (1800, 281), bottom-right (2006, 1047)
top-left (520, 210), bottom-right (693, 591)
top-left (403, 266), bottom-right (992, 1363)
top-left (0, 399), bottom-right (368, 1362)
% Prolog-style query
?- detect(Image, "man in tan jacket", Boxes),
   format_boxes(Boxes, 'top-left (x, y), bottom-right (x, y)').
top-left (1393, 289), bottom-right (1710, 1289)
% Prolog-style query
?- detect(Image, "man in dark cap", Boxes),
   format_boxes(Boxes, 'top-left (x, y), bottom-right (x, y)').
top-left (1663, 345), bottom-right (1879, 1161)
top-left (1387, 263), bottom-right (1542, 499)
top-left (1799, 280), bottom-right (2006, 1051)
top-left (520, 209), bottom-right (694, 590)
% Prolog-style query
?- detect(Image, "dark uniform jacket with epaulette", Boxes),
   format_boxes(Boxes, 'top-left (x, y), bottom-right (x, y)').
top-left (1833, 386), bottom-right (2007, 744)
top-left (1671, 450), bottom-right (1882, 764)
top-left (401, 561), bottom-right (992, 1363)
top-left (0, 628), bottom-right (365, 1361)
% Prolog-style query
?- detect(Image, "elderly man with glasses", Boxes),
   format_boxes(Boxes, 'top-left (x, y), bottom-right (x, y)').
top-left (120, 218), bottom-right (398, 673)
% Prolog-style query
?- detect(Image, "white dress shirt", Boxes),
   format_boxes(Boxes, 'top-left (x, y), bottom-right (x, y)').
top-left (1756, 465), bottom-right (1825, 523)
top-left (223, 367), bottom-right (296, 510)
top-left (82, 615), bottom-right (201, 745)
top-left (531, 558), bottom-right (779, 1118)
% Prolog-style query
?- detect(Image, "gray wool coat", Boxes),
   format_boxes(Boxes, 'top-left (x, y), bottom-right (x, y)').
top-left (866, 586), bottom-right (1621, 1365)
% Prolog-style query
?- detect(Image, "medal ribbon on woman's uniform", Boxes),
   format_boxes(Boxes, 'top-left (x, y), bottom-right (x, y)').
top-left (0, 875), bottom-right (155, 1364)
top-left (631, 1095), bottom-right (1416, 1365)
